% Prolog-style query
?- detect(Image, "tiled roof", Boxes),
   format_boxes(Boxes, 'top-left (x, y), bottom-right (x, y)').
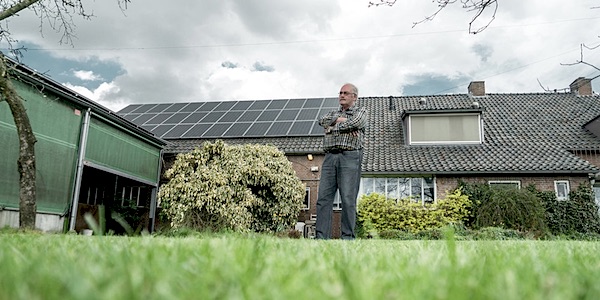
top-left (131, 92), bottom-right (600, 175)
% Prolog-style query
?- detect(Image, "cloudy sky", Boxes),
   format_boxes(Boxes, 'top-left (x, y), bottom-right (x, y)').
top-left (2, 0), bottom-right (600, 111)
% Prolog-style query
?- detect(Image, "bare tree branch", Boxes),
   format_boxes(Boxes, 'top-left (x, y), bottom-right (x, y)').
top-left (369, 0), bottom-right (499, 34)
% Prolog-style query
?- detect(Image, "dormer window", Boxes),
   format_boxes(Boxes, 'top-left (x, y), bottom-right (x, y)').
top-left (403, 109), bottom-right (483, 145)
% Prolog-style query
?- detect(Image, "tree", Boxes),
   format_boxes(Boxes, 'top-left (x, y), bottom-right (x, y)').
top-left (158, 140), bottom-right (305, 233)
top-left (0, 0), bottom-right (129, 229)
top-left (368, 0), bottom-right (498, 34)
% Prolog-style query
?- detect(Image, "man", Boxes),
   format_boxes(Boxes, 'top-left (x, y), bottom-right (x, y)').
top-left (315, 83), bottom-right (367, 240)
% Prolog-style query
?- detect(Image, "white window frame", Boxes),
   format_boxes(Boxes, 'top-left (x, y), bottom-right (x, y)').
top-left (303, 187), bottom-right (310, 210)
top-left (121, 186), bottom-right (147, 207)
top-left (333, 191), bottom-right (342, 211)
top-left (359, 176), bottom-right (436, 205)
top-left (488, 180), bottom-right (521, 189)
top-left (554, 180), bottom-right (570, 201)
top-left (407, 113), bottom-right (482, 145)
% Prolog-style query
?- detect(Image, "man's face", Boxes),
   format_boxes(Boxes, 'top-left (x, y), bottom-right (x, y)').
top-left (338, 84), bottom-right (357, 110)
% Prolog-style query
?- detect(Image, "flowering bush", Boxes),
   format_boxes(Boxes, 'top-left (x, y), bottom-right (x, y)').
top-left (158, 140), bottom-right (305, 233)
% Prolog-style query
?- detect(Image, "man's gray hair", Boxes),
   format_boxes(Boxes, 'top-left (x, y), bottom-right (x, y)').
top-left (345, 83), bottom-right (359, 96)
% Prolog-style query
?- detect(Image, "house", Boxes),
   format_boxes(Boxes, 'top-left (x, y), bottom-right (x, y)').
top-left (0, 59), bottom-right (166, 233)
top-left (118, 77), bottom-right (600, 238)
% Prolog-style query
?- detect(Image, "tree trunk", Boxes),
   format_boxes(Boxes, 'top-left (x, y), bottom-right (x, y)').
top-left (0, 55), bottom-right (37, 229)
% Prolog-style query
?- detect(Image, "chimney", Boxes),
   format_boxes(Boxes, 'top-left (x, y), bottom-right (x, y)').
top-left (570, 77), bottom-right (592, 96)
top-left (468, 81), bottom-right (485, 96)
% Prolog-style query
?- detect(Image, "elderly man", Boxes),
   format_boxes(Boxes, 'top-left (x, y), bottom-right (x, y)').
top-left (315, 83), bottom-right (368, 240)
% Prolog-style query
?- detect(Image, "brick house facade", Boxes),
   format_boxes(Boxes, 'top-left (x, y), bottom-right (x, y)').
top-left (120, 77), bottom-right (600, 238)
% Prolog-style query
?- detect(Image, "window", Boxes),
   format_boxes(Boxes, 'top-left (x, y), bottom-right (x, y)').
top-left (82, 186), bottom-right (106, 205)
top-left (303, 187), bottom-right (310, 210)
top-left (120, 186), bottom-right (150, 207)
top-left (333, 191), bottom-right (341, 211)
top-left (408, 113), bottom-right (482, 145)
top-left (555, 181), bottom-right (570, 201)
top-left (360, 177), bottom-right (435, 205)
top-left (488, 180), bottom-right (521, 190)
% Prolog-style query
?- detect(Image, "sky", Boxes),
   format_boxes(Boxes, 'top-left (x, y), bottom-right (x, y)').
top-left (2, 0), bottom-right (600, 112)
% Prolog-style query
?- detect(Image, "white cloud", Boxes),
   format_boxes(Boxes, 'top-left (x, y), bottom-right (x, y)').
top-left (73, 70), bottom-right (102, 81)
top-left (4, 0), bottom-right (600, 109)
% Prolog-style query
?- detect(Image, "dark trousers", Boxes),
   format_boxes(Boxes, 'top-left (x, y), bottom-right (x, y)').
top-left (315, 150), bottom-right (362, 239)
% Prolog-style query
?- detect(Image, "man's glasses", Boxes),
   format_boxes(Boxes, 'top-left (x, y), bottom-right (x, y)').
top-left (339, 91), bottom-right (356, 96)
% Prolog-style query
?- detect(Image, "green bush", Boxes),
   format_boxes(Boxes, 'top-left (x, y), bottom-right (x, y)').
top-left (357, 188), bottom-right (472, 234)
top-left (540, 184), bottom-right (600, 235)
top-left (158, 140), bottom-right (305, 233)
top-left (471, 227), bottom-right (527, 240)
top-left (459, 181), bottom-right (547, 235)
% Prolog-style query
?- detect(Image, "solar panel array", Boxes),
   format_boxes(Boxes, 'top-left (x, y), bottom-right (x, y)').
top-left (117, 98), bottom-right (340, 139)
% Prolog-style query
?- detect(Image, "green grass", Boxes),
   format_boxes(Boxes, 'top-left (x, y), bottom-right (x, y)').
top-left (1, 232), bottom-right (600, 300)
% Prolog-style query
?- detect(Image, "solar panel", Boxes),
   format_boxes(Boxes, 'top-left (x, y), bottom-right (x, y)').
top-left (146, 113), bottom-right (173, 124)
top-left (182, 112), bottom-right (207, 124)
top-left (164, 113), bottom-right (190, 124)
top-left (118, 104), bottom-right (142, 114)
top-left (220, 111), bottom-right (243, 123)
top-left (289, 121), bottom-right (315, 135)
top-left (180, 102), bottom-right (204, 112)
top-left (323, 98), bottom-right (339, 107)
top-left (117, 98), bottom-right (332, 139)
top-left (249, 101), bottom-right (269, 110)
top-left (245, 122), bottom-right (271, 137)
top-left (285, 99), bottom-right (305, 109)
top-left (267, 99), bottom-right (288, 109)
top-left (215, 101), bottom-right (236, 111)
top-left (238, 110), bottom-right (261, 122)
top-left (204, 123), bottom-right (232, 137)
top-left (131, 113), bottom-right (156, 125)
top-left (297, 109), bottom-right (320, 120)
top-left (225, 123), bottom-right (252, 136)
top-left (164, 103), bottom-right (188, 113)
top-left (310, 123), bottom-right (325, 135)
top-left (200, 102), bottom-right (219, 111)
top-left (149, 125), bottom-right (174, 137)
top-left (122, 114), bottom-right (138, 122)
top-left (148, 103), bottom-right (172, 113)
top-left (266, 122), bottom-right (292, 136)
top-left (132, 104), bottom-right (158, 114)
top-left (303, 99), bottom-right (322, 108)
top-left (277, 110), bottom-right (299, 121)
top-left (163, 124), bottom-right (193, 138)
top-left (257, 111), bottom-right (279, 122)
top-left (201, 112), bottom-right (224, 123)
top-left (182, 123), bottom-right (212, 138)
top-left (232, 101), bottom-right (253, 110)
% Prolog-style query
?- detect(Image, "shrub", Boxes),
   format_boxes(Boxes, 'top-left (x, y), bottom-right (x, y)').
top-left (357, 189), bottom-right (472, 234)
top-left (158, 140), bottom-right (305, 233)
top-left (471, 227), bottom-right (527, 240)
top-left (540, 183), bottom-right (600, 235)
top-left (459, 181), bottom-right (547, 235)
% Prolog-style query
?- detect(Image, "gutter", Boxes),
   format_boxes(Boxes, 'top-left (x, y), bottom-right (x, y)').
top-left (69, 108), bottom-right (91, 232)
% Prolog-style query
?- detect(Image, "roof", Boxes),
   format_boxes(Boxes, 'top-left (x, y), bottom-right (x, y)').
top-left (118, 91), bottom-right (600, 175)
top-left (7, 58), bottom-right (166, 147)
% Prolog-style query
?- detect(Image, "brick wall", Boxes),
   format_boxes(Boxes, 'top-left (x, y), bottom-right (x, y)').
top-left (435, 175), bottom-right (591, 199)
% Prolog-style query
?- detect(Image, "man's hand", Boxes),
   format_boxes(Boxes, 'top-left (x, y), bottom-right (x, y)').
top-left (335, 117), bottom-right (347, 124)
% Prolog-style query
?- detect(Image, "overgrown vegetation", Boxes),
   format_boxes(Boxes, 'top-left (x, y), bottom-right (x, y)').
top-left (158, 140), bottom-right (305, 234)
top-left (358, 181), bottom-right (600, 240)
top-left (357, 188), bottom-right (472, 236)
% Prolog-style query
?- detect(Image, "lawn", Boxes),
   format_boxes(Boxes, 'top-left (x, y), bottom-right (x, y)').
top-left (1, 232), bottom-right (599, 300)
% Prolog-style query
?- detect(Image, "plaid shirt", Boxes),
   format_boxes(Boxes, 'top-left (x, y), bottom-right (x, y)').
top-left (319, 104), bottom-right (368, 151)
